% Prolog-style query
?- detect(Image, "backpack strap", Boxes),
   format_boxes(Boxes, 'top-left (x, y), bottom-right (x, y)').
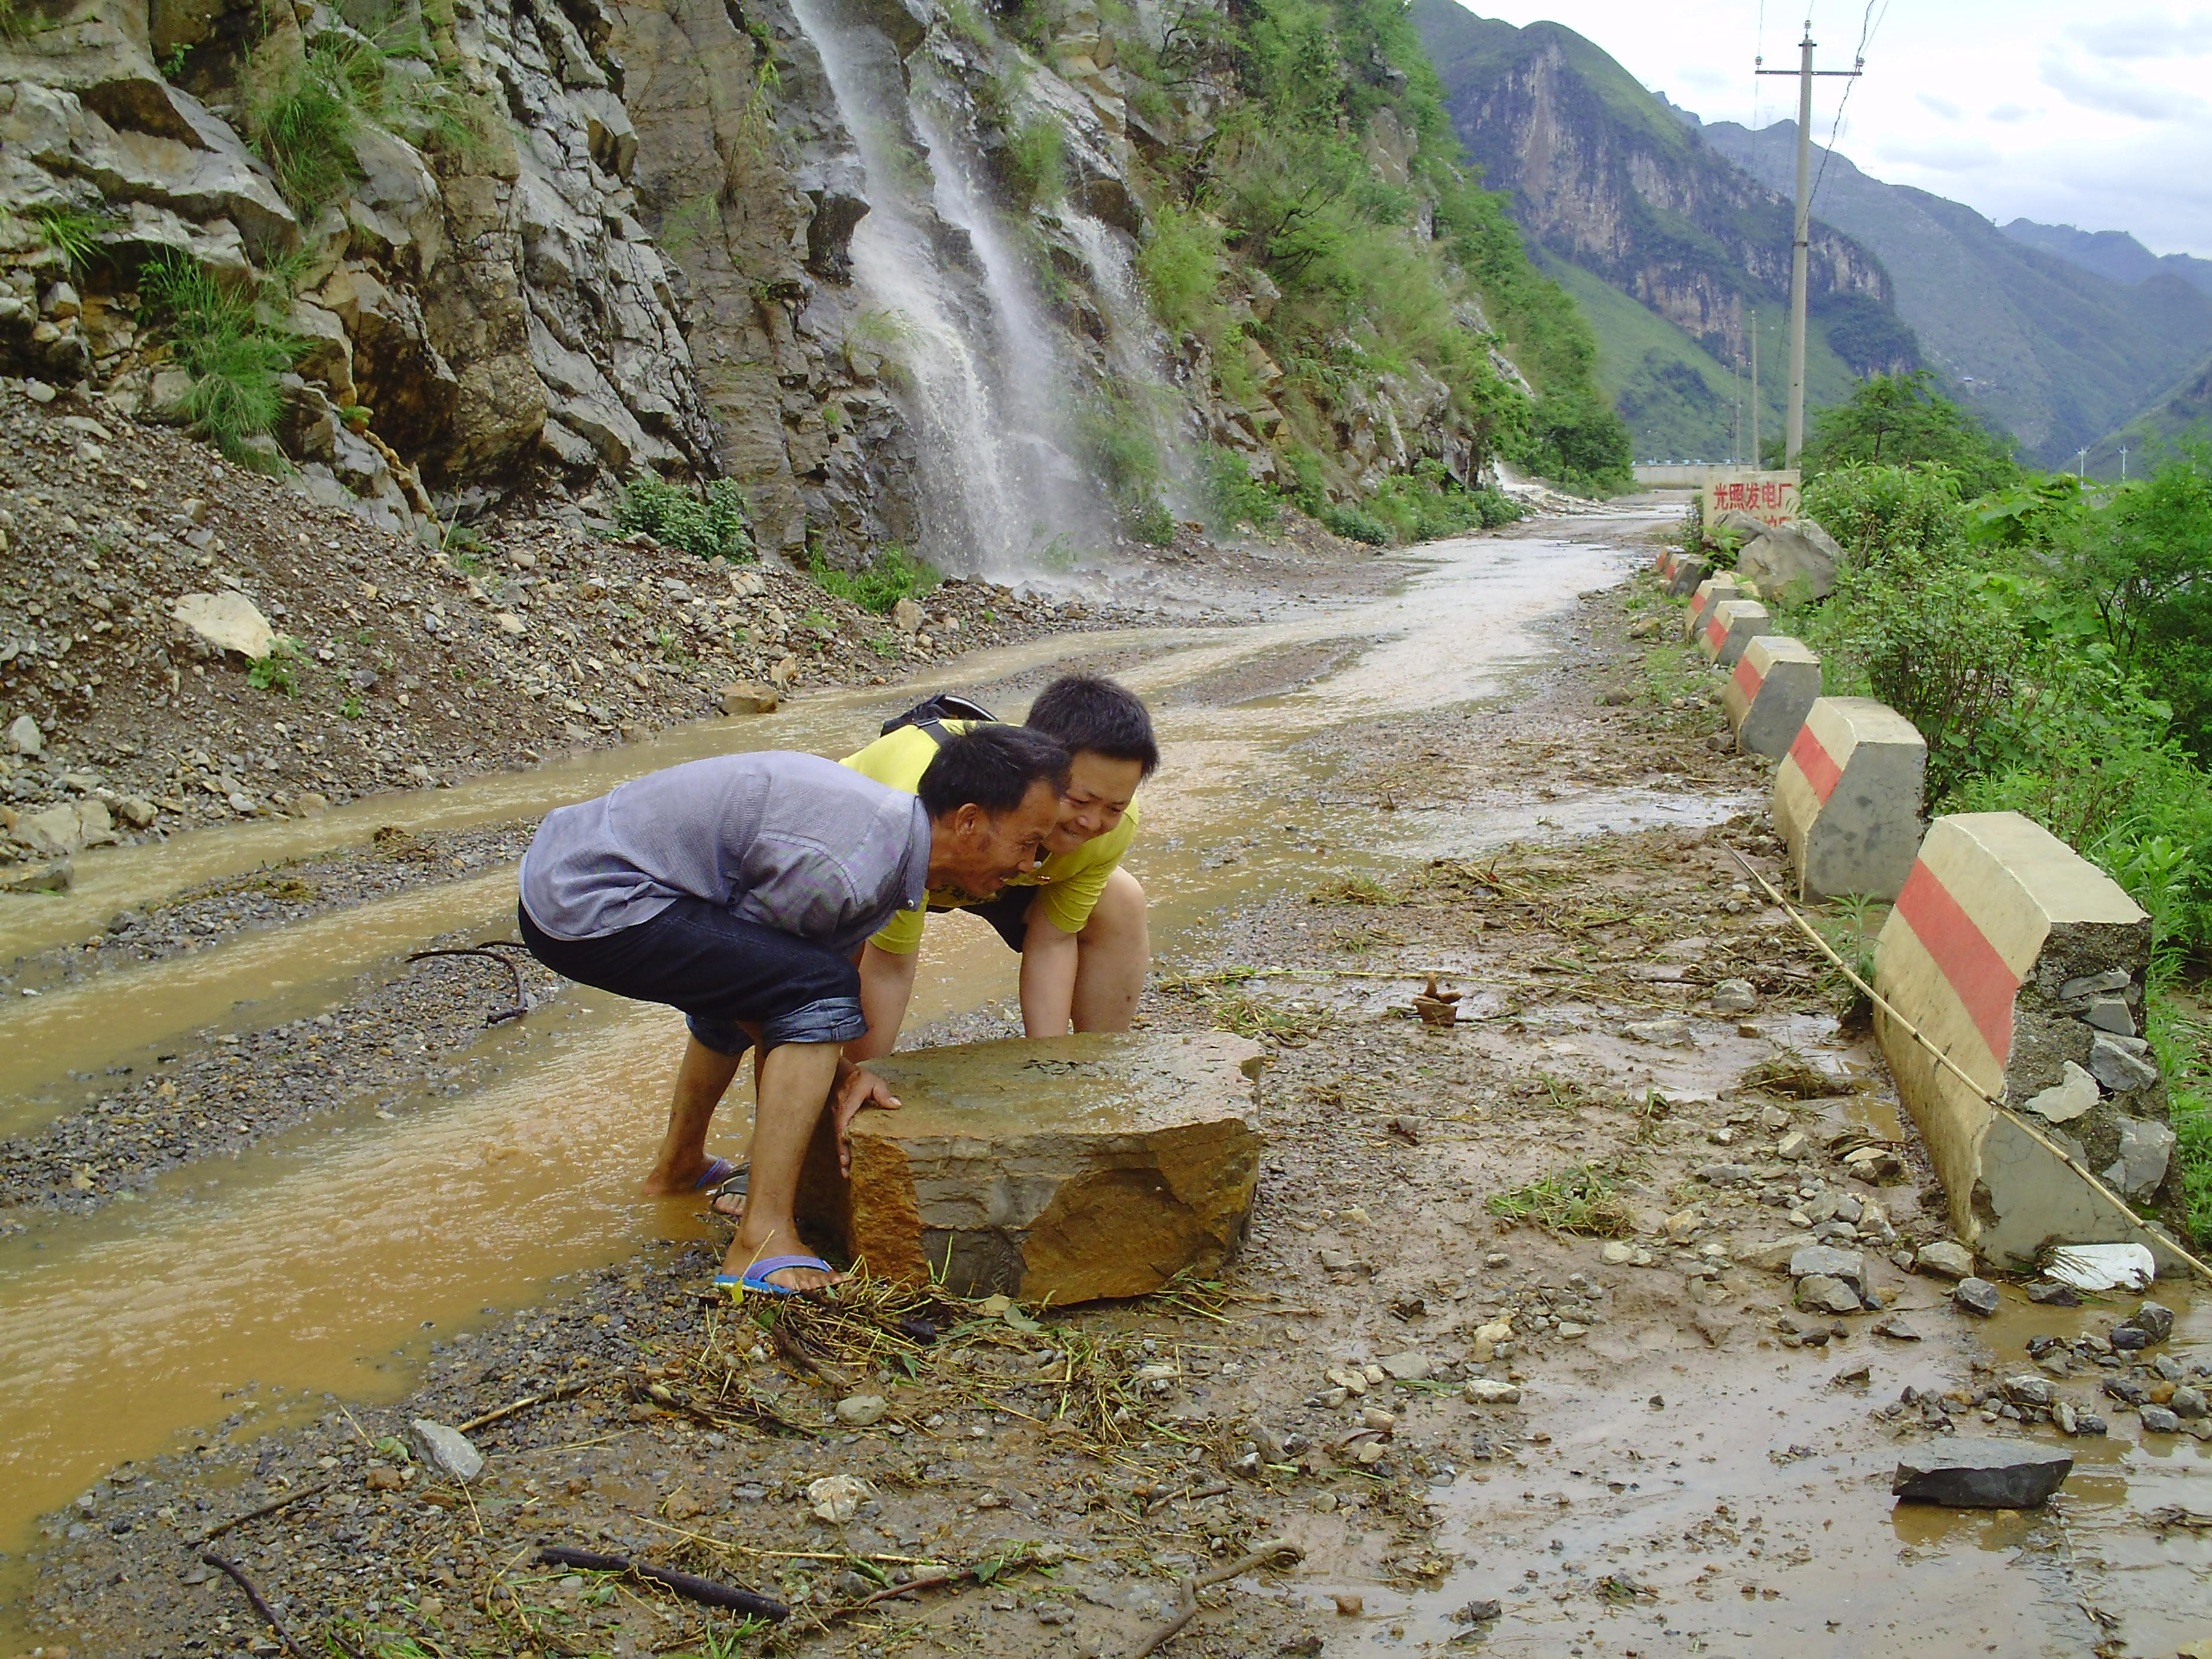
top-left (880, 692), bottom-right (1001, 740)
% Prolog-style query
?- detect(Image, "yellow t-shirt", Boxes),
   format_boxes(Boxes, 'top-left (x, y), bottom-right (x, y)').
top-left (840, 720), bottom-right (1138, 955)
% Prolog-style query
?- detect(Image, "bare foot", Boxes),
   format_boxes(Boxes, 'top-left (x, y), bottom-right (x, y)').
top-left (639, 1153), bottom-right (737, 1198)
top-left (722, 1229), bottom-right (842, 1293)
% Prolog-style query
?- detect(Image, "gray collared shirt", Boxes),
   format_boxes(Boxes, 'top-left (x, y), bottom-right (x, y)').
top-left (519, 751), bottom-right (930, 951)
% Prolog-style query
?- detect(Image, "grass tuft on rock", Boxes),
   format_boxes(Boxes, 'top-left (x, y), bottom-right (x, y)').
top-left (138, 252), bottom-right (300, 472)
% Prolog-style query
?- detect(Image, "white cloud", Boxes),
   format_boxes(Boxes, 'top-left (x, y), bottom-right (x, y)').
top-left (2040, 53), bottom-right (2210, 121)
top-left (2062, 8), bottom-right (2212, 59)
top-left (1434, 0), bottom-right (2212, 256)
top-left (1873, 134), bottom-right (2004, 173)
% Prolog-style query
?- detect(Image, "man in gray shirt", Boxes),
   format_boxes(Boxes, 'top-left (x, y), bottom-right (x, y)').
top-left (519, 727), bottom-right (1068, 1294)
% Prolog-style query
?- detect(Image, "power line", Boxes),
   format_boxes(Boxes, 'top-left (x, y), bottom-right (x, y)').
top-left (1808, 0), bottom-right (1884, 213)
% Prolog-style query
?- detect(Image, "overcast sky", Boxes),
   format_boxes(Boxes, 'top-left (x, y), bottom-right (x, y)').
top-left (1444, 1), bottom-right (2212, 258)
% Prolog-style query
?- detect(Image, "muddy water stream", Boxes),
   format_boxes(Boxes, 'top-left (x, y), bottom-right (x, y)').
top-left (0, 528), bottom-right (1635, 1557)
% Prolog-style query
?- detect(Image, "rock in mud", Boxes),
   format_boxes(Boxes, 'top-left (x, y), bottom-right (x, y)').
top-left (1891, 1439), bottom-right (2073, 1508)
top-left (5, 714), bottom-right (43, 756)
top-left (1790, 1244), bottom-right (1866, 1289)
top-left (1953, 1277), bottom-right (2002, 1316)
top-left (173, 590), bottom-right (278, 659)
top-left (1914, 1241), bottom-right (1974, 1280)
top-left (718, 680), bottom-right (780, 715)
top-left (1378, 1351), bottom-right (1432, 1381)
top-left (1710, 978), bottom-right (1758, 1015)
top-left (407, 1418), bottom-right (484, 1482)
top-left (2170, 1386), bottom-right (2207, 1420)
top-left (1795, 1274), bottom-right (1863, 1316)
top-left (835, 1394), bottom-right (889, 1426)
top-left (2140, 1406), bottom-right (2182, 1434)
top-left (807, 1474), bottom-right (868, 1523)
top-left (2124, 1301), bottom-right (2176, 1344)
top-left (798, 1033), bottom-right (1264, 1303)
top-left (1463, 1380), bottom-right (1522, 1406)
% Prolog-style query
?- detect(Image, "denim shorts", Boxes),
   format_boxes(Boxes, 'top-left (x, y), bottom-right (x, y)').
top-left (518, 898), bottom-right (865, 1059)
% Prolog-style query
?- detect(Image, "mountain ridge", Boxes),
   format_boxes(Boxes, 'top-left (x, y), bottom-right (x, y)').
top-left (1699, 119), bottom-right (2212, 464)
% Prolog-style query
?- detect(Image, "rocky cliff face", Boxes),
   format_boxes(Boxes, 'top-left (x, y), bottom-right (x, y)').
top-left (1, 0), bottom-right (728, 532)
top-left (1411, 2), bottom-right (1917, 383)
top-left (2, 0), bottom-right (1539, 571)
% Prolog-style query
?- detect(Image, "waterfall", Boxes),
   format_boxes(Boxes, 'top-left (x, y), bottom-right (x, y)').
top-left (785, 0), bottom-right (1110, 575)
top-left (1064, 210), bottom-right (1198, 515)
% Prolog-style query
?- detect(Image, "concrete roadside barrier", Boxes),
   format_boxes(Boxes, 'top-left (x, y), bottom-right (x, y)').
top-left (1666, 553), bottom-right (1712, 599)
top-left (1684, 574), bottom-right (1743, 642)
top-left (1723, 635), bottom-right (1821, 757)
top-left (1697, 597), bottom-right (1772, 667)
top-left (1872, 812), bottom-right (2185, 1270)
top-left (1772, 697), bottom-right (1926, 900)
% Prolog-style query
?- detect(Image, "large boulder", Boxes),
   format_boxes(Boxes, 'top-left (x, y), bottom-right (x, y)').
top-left (1738, 519), bottom-right (1842, 603)
top-left (798, 1033), bottom-right (1266, 1303)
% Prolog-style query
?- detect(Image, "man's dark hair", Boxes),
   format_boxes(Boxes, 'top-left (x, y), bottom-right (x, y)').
top-left (1024, 674), bottom-right (1160, 776)
top-left (917, 724), bottom-right (1070, 818)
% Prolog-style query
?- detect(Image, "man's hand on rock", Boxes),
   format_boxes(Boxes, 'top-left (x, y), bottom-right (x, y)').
top-left (832, 1063), bottom-right (902, 1175)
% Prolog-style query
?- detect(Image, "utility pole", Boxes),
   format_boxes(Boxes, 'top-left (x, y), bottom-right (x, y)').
top-left (1758, 24), bottom-right (1862, 465)
top-left (2120, 446), bottom-right (2129, 482)
top-left (1748, 310), bottom-right (1760, 465)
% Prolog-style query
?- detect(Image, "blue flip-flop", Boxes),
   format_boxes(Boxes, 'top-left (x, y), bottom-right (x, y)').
top-left (692, 1156), bottom-right (742, 1190)
top-left (714, 1254), bottom-right (836, 1296)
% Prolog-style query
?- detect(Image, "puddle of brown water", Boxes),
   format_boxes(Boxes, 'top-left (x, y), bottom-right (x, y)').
top-left (0, 868), bottom-right (518, 1136)
top-left (0, 916), bottom-right (1017, 1543)
top-left (0, 529), bottom-right (1648, 1573)
top-left (1315, 1256), bottom-right (2210, 1657)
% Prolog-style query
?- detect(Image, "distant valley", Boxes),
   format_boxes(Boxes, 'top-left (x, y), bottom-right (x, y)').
top-left (1413, 0), bottom-right (2212, 467)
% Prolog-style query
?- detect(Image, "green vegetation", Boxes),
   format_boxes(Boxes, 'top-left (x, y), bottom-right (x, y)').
top-left (138, 252), bottom-right (301, 471)
top-left (1786, 443), bottom-right (2212, 968)
top-left (246, 14), bottom-right (495, 214)
top-left (1485, 1161), bottom-right (1632, 1235)
top-left (1001, 110), bottom-right (1066, 209)
top-left (1800, 372), bottom-right (2021, 496)
top-left (1107, 0), bottom-right (1627, 514)
top-left (1075, 391), bottom-right (1177, 544)
top-left (614, 479), bottom-right (754, 561)
top-left (809, 545), bottom-right (940, 614)
top-left (18, 203), bottom-right (111, 274)
top-left (246, 642), bottom-right (302, 695)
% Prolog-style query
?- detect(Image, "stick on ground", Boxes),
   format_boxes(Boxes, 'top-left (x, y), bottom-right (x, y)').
top-left (198, 1551), bottom-right (316, 1659)
top-left (539, 1545), bottom-right (790, 1622)
top-left (1124, 1540), bottom-right (1303, 1659)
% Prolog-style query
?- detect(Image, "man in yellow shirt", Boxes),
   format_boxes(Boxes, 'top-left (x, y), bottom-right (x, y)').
top-left (840, 674), bottom-right (1156, 1055)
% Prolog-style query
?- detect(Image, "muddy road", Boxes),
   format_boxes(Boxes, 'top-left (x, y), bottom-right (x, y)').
top-left (3, 513), bottom-right (2206, 1659)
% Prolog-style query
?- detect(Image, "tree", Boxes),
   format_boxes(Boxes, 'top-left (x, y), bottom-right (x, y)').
top-left (2058, 438), bottom-right (2212, 755)
top-left (1798, 371), bottom-right (2021, 497)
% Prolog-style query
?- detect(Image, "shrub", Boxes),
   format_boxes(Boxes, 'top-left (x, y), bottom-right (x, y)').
top-left (809, 545), bottom-right (941, 614)
top-left (1800, 371), bottom-right (2021, 497)
top-left (1801, 463), bottom-right (1972, 568)
top-left (1137, 203), bottom-right (1228, 347)
top-left (1201, 445), bottom-right (1277, 532)
top-left (615, 478), bottom-right (754, 560)
top-left (1001, 112), bottom-right (1066, 210)
top-left (138, 252), bottom-right (300, 470)
top-left (1321, 502), bottom-right (1388, 544)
